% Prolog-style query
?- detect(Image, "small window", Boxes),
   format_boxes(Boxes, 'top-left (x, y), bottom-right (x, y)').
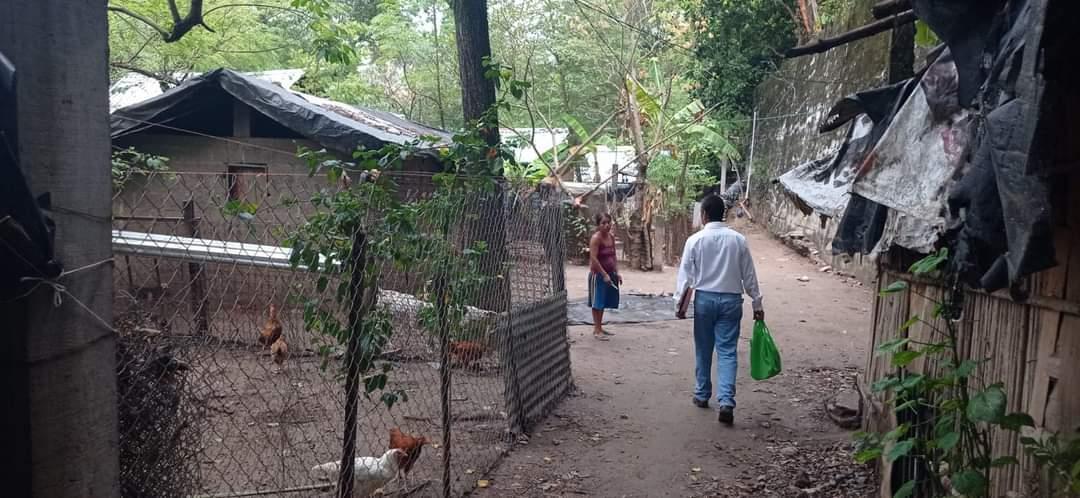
top-left (226, 163), bottom-right (268, 201)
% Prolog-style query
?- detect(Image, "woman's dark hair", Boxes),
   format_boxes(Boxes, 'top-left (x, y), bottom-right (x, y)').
top-left (594, 212), bottom-right (613, 225)
top-left (701, 194), bottom-right (727, 222)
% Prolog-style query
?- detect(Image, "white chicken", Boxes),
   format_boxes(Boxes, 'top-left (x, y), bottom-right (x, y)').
top-left (311, 448), bottom-right (406, 497)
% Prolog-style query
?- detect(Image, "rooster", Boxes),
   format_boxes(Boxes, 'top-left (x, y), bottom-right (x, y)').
top-left (389, 428), bottom-right (428, 488)
top-left (449, 340), bottom-right (486, 370)
top-left (311, 448), bottom-right (406, 497)
top-left (258, 304), bottom-right (283, 347)
top-left (270, 336), bottom-right (288, 368)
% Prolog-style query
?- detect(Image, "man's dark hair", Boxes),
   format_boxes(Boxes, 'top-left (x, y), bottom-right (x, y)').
top-left (701, 194), bottom-right (727, 222)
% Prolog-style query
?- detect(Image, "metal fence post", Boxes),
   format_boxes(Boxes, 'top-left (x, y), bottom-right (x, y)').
top-left (182, 198), bottom-right (209, 333)
top-left (338, 228), bottom-right (369, 498)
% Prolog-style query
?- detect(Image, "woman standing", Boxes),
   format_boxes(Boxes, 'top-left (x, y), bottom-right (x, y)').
top-left (588, 213), bottom-right (621, 340)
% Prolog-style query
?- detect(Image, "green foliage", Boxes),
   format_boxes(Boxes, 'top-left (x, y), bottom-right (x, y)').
top-left (286, 62), bottom-right (526, 410)
top-left (685, 0), bottom-right (798, 114)
top-left (858, 249), bottom-right (1080, 497)
top-left (111, 147), bottom-right (171, 190)
top-left (915, 20), bottom-right (941, 49)
top-left (647, 154), bottom-right (715, 220)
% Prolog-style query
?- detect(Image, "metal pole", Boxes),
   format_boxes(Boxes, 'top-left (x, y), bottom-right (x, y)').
top-left (338, 229), bottom-right (369, 498)
top-left (745, 109), bottom-right (758, 200)
top-left (182, 199), bottom-right (209, 334)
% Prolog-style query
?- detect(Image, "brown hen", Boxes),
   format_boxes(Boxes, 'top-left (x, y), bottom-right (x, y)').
top-left (258, 304), bottom-right (283, 347)
top-left (448, 340), bottom-right (485, 370)
top-left (389, 428), bottom-right (427, 487)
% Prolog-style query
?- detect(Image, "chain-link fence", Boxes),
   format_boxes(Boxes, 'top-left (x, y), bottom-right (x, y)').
top-left (112, 170), bottom-right (571, 497)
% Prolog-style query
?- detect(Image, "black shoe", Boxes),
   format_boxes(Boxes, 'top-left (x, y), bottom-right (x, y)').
top-left (717, 406), bottom-right (734, 425)
top-left (692, 398), bottom-right (709, 409)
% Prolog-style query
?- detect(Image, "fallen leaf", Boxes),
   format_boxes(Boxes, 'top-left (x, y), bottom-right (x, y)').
top-left (477, 480), bottom-right (490, 488)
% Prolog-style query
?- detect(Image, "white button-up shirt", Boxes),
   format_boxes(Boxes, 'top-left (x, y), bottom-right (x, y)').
top-left (675, 222), bottom-right (763, 311)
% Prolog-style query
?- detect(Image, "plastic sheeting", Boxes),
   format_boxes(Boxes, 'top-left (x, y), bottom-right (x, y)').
top-left (0, 51), bottom-right (61, 299)
top-left (821, 0), bottom-right (1058, 295)
top-left (779, 114), bottom-right (874, 219)
top-left (110, 69), bottom-right (453, 154)
top-left (849, 55), bottom-right (973, 254)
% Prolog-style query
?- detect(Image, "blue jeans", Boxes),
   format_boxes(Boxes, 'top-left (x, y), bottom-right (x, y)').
top-left (693, 291), bottom-right (743, 408)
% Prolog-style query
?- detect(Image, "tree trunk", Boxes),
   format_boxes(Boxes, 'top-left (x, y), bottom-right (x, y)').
top-left (451, 0), bottom-right (509, 314)
top-left (622, 79), bottom-right (659, 272)
top-left (431, 2), bottom-right (447, 129)
top-left (1, 1), bottom-right (119, 496)
top-left (452, 0), bottom-right (498, 147)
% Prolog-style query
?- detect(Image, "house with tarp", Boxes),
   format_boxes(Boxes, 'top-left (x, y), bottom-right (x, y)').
top-left (774, 0), bottom-right (1079, 496)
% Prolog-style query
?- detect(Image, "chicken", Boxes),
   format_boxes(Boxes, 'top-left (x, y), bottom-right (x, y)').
top-left (449, 340), bottom-right (486, 370)
top-left (258, 304), bottom-right (283, 347)
top-left (389, 428), bottom-right (428, 487)
top-left (311, 448), bottom-right (406, 497)
top-left (270, 336), bottom-right (288, 367)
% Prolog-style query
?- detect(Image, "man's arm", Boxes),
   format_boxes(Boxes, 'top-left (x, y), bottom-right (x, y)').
top-left (675, 236), bottom-right (697, 317)
top-left (740, 238), bottom-right (764, 320)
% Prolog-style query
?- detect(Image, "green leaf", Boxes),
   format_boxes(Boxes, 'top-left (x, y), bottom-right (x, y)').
top-left (876, 337), bottom-right (911, 355)
top-left (880, 280), bottom-right (909, 296)
top-left (999, 412), bottom-right (1036, 431)
top-left (991, 456), bottom-right (1020, 468)
top-left (954, 360), bottom-right (981, 379)
top-left (886, 439), bottom-right (915, 463)
top-left (909, 247), bottom-right (949, 275)
top-left (884, 424), bottom-right (909, 442)
top-left (900, 315), bottom-right (920, 331)
top-left (968, 384), bottom-right (1007, 423)
top-left (895, 399), bottom-right (919, 412)
top-left (915, 20), bottom-right (941, 48)
top-left (951, 469), bottom-right (988, 496)
top-left (316, 276), bottom-right (329, 293)
top-left (872, 376), bottom-right (901, 393)
top-left (893, 480), bottom-right (916, 498)
top-left (937, 432), bottom-right (960, 451)
top-left (854, 447), bottom-right (882, 464)
top-left (892, 350), bottom-right (923, 368)
top-left (900, 374), bottom-right (925, 390)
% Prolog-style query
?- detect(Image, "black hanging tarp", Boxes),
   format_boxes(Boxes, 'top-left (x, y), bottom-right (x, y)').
top-left (0, 51), bottom-right (61, 299)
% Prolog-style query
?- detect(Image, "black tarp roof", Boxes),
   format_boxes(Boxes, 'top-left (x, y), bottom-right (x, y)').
top-left (110, 68), bottom-right (453, 154)
top-left (781, 0), bottom-right (1068, 298)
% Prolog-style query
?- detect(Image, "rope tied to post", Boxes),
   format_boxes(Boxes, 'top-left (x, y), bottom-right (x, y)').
top-left (19, 257), bottom-right (117, 331)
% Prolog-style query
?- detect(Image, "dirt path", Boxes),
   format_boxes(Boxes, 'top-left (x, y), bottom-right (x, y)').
top-left (478, 221), bottom-right (878, 497)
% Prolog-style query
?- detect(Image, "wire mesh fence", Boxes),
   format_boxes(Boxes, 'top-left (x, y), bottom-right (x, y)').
top-left (111, 170), bottom-right (571, 497)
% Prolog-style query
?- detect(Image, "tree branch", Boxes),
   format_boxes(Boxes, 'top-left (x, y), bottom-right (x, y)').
top-left (109, 61), bottom-right (180, 86)
top-left (202, 3), bottom-right (314, 19)
top-left (784, 10), bottom-right (916, 58)
top-left (872, 0), bottom-right (912, 19)
top-left (107, 0), bottom-right (214, 43)
top-left (107, 5), bottom-right (171, 40)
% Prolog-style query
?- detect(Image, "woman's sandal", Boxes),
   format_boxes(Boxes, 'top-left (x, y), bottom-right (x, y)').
top-left (593, 334), bottom-right (610, 341)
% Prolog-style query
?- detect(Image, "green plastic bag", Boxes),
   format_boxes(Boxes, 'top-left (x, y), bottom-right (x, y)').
top-left (750, 320), bottom-right (782, 380)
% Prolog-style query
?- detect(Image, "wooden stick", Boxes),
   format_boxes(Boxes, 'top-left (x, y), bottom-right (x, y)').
top-left (872, 0), bottom-right (912, 19)
top-left (785, 10), bottom-right (917, 58)
top-left (188, 482), bottom-right (332, 498)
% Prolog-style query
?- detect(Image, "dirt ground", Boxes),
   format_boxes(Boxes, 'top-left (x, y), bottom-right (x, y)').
top-left (476, 220), bottom-right (878, 497)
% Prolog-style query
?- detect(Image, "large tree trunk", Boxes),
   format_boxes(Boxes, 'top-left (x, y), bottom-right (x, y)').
top-left (452, 0), bottom-right (498, 147)
top-left (0, 1), bottom-right (119, 496)
top-left (451, 0), bottom-right (509, 314)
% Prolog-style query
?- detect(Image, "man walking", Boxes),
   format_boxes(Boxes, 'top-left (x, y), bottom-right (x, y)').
top-left (675, 194), bottom-right (764, 425)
